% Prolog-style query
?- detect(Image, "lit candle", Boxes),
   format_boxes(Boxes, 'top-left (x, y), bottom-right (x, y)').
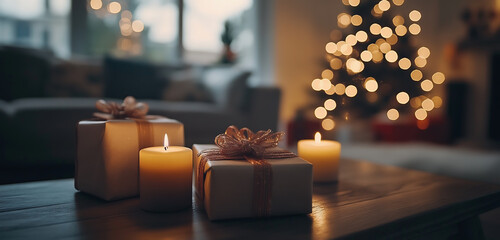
top-left (297, 132), bottom-right (341, 182)
top-left (140, 133), bottom-right (192, 212)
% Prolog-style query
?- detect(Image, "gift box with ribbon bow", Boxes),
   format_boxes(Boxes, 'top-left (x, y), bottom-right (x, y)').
top-left (193, 126), bottom-right (312, 220)
top-left (75, 97), bottom-right (184, 201)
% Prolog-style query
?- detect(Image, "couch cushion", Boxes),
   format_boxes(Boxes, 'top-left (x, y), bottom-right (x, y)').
top-left (200, 67), bottom-right (251, 110)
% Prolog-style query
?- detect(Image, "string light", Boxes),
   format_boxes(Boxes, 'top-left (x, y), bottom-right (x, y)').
top-left (315, 107), bottom-right (328, 119)
top-left (351, 15), bottom-right (363, 26)
top-left (335, 83), bottom-right (346, 95)
top-left (415, 108), bottom-right (427, 120)
top-left (432, 72), bottom-right (445, 84)
top-left (396, 92), bottom-right (410, 104)
top-left (345, 85), bottom-right (358, 97)
top-left (418, 47), bottom-right (430, 58)
top-left (322, 118), bottom-right (335, 130)
top-left (324, 99), bottom-right (337, 110)
top-left (392, 15), bottom-right (405, 26)
top-left (421, 79), bottom-right (433, 91)
top-left (325, 42), bottom-right (337, 54)
top-left (364, 78), bottom-right (378, 92)
top-left (370, 24), bottom-right (382, 35)
top-left (356, 31), bottom-right (368, 42)
top-left (385, 50), bottom-right (398, 63)
top-left (392, 0), bottom-right (404, 6)
top-left (409, 10), bottom-right (422, 21)
top-left (387, 109), bottom-right (399, 120)
top-left (108, 1), bottom-right (121, 14)
top-left (409, 24), bottom-right (421, 35)
top-left (380, 27), bottom-right (393, 38)
top-left (346, 34), bottom-right (357, 46)
top-left (379, 0), bottom-right (391, 11)
top-left (348, 0), bottom-right (360, 7)
top-left (322, 69), bottom-right (334, 80)
top-left (398, 58), bottom-right (411, 70)
top-left (312, 79), bottom-right (322, 91)
top-left (422, 98), bottom-right (435, 111)
top-left (414, 56), bottom-right (427, 67)
top-left (411, 69), bottom-right (423, 81)
top-left (395, 25), bottom-right (407, 36)
top-left (432, 96), bottom-right (443, 108)
top-left (90, 0), bottom-right (102, 10)
top-left (360, 50), bottom-right (373, 62)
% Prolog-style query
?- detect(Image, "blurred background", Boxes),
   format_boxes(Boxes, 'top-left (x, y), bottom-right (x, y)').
top-left (0, 0), bottom-right (499, 184)
top-left (1, 0), bottom-right (500, 237)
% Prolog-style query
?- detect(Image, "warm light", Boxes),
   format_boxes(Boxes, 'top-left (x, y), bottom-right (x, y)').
top-left (340, 44), bottom-right (353, 55)
top-left (432, 72), bottom-right (445, 84)
top-left (315, 132), bottom-right (322, 143)
top-left (132, 20), bottom-right (144, 32)
top-left (380, 42), bottom-right (391, 53)
top-left (414, 57), bottom-right (427, 67)
top-left (418, 47), bottom-right (430, 58)
top-left (422, 98), bottom-right (435, 111)
top-left (322, 69), bottom-right (334, 80)
top-left (415, 108), bottom-right (427, 120)
top-left (372, 51), bottom-right (384, 62)
top-left (108, 1), bottom-right (121, 14)
top-left (376, 38), bottom-right (386, 46)
top-left (360, 50), bottom-right (373, 62)
top-left (385, 50), bottom-right (398, 63)
top-left (164, 133), bottom-right (169, 150)
top-left (335, 83), bottom-right (346, 95)
top-left (312, 79), bottom-right (322, 91)
top-left (387, 109), bottom-right (399, 120)
top-left (342, 0), bottom-right (350, 5)
top-left (432, 96), bottom-right (443, 108)
top-left (330, 30), bottom-right (343, 41)
top-left (395, 25), bottom-right (407, 36)
top-left (392, 15), bottom-right (405, 26)
top-left (380, 27), bottom-right (393, 38)
top-left (387, 34), bottom-right (398, 45)
top-left (320, 79), bottom-right (332, 90)
top-left (373, 4), bottom-right (383, 15)
top-left (421, 80), bottom-right (434, 92)
top-left (326, 42), bottom-right (337, 53)
top-left (324, 99), bottom-right (337, 110)
top-left (396, 92), bottom-right (410, 104)
top-left (392, 0), bottom-right (404, 6)
top-left (351, 15), bottom-right (363, 26)
top-left (364, 78), bottom-right (378, 92)
top-left (409, 24), bottom-right (421, 35)
top-left (379, 0), bottom-right (391, 11)
top-left (322, 119), bottom-right (335, 131)
top-left (325, 85), bottom-right (336, 95)
top-left (368, 43), bottom-right (379, 52)
top-left (346, 34), bottom-right (357, 46)
top-left (345, 85), bottom-right (358, 97)
top-left (346, 58), bottom-right (364, 73)
top-left (398, 58), bottom-right (411, 70)
top-left (330, 58), bottom-right (343, 70)
top-left (409, 10), bottom-right (422, 21)
top-left (356, 31), bottom-right (368, 42)
top-left (370, 24), bottom-right (382, 35)
top-left (411, 69), bottom-right (423, 81)
top-left (90, 0), bottom-right (102, 10)
top-left (348, 0), bottom-right (360, 6)
top-left (315, 107), bottom-right (328, 119)
top-left (410, 97), bottom-right (422, 108)
top-left (338, 13), bottom-right (351, 28)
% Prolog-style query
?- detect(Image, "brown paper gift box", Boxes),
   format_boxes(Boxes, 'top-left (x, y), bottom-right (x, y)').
top-left (75, 118), bottom-right (184, 201)
top-left (193, 144), bottom-right (313, 220)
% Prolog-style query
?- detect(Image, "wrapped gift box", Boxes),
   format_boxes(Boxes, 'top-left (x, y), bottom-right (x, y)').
top-left (75, 118), bottom-right (184, 201)
top-left (193, 144), bottom-right (313, 220)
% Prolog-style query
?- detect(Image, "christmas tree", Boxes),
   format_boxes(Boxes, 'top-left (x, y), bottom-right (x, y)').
top-left (312, 0), bottom-right (445, 131)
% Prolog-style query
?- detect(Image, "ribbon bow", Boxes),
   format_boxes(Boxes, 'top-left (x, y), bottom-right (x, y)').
top-left (197, 126), bottom-right (295, 217)
top-left (214, 125), bottom-right (285, 158)
top-left (93, 96), bottom-right (149, 120)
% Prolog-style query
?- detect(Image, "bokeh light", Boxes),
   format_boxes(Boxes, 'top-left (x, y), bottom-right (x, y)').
top-left (411, 69), bottom-right (423, 81)
top-left (322, 118), bottom-right (335, 130)
top-left (432, 72), bottom-right (445, 84)
top-left (387, 109), bottom-right (399, 120)
top-left (396, 92), bottom-right (410, 104)
top-left (345, 85), bottom-right (358, 97)
top-left (324, 99), bottom-right (337, 110)
top-left (421, 79), bottom-right (434, 91)
top-left (409, 10), bottom-right (422, 21)
top-left (314, 107), bottom-right (328, 119)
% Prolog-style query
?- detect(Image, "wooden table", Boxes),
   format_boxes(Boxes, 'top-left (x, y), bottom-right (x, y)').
top-left (1, 159), bottom-right (500, 239)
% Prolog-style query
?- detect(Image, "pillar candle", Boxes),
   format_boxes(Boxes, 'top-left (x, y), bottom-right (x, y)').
top-left (298, 132), bottom-right (341, 182)
top-left (140, 133), bottom-right (192, 212)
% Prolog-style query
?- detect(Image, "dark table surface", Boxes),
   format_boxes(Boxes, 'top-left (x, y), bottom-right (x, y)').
top-left (1, 159), bottom-right (500, 240)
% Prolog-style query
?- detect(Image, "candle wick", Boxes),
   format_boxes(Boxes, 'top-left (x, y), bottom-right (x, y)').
top-left (164, 146), bottom-right (168, 151)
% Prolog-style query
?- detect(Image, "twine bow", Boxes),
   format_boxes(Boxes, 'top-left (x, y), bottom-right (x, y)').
top-left (93, 96), bottom-right (149, 120)
top-left (197, 126), bottom-right (295, 217)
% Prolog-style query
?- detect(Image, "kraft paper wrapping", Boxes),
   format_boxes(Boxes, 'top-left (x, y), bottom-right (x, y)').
top-left (75, 118), bottom-right (184, 201)
top-left (193, 144), bottom-right (313, 220)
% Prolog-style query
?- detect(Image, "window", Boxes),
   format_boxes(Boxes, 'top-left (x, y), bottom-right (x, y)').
top-left (0, 0), bottom-right (71, 57)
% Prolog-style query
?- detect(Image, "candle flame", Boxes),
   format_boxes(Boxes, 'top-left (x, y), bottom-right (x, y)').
top-left (315, 132), bottom-right (321, 143)
top-left (164, 133), bottom-right (169, 151)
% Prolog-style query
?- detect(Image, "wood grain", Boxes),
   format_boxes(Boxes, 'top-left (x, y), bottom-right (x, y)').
top-left (0, 159), bottom-right (499, 240)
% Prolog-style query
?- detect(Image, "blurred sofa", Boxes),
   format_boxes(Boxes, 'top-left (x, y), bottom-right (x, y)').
top-left (0, 63), bottom-right (281, 184)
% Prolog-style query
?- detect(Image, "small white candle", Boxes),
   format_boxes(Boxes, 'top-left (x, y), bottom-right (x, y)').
top-left (140, 133), bottom-right (192, 212)
top-left (298, 132), bottom-right (341, 182)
